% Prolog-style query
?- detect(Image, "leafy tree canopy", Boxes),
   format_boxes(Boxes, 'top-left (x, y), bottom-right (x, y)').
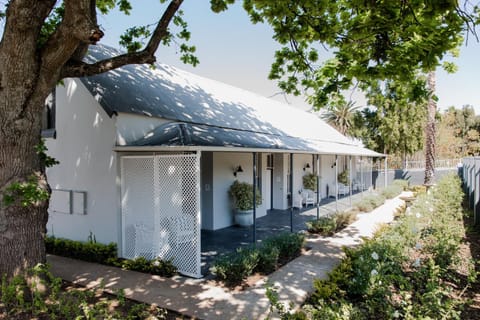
top-left (243, 0), bottom-right (477, 108)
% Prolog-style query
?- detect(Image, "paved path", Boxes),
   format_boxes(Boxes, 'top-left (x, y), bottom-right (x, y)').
top-left (48, 193), bottom-right (408, 320)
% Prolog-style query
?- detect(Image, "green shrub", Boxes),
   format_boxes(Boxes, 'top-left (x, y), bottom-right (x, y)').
top-left (263, 232), bottom-right (305, 263)
top-left (211, 232), bottom-right (305, 285)
top-left (45, 236), bottom-right (177, 277)
top-left (302, 172), bottom-right (318, 191)
top-left (380, 184), bottom-right (403, 199)
top-left (45, 236), bottom-right (117, 264)
top-left (0, 264), bottom-right (167, 319)
top-left (256, 245), bottom-right (280, 274)
top-left (410, 184), bottom-right (427, 195)
top-left (354, 194), bottom-right (386, 212)
top-left (210, 246), bottom-right (260, 286)
top-left (306, 216), bottom-right (336, 236)
top-left (272, 173), bottom-right (467, 319)
top-left (392, 179), bottom-right (409, 190)
top-left (334, 210), bottom-right (358, 230)
top-left (115, 257), bottom-right (177, 277)
top-left (228, 180), bottom-right (262, 210)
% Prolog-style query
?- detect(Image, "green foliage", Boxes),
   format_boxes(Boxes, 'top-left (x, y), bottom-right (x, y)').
top-left (119, 25), bottom-right (152, 53)
top-left (228, 180), bottom-right (262, 211)
top-left (35, 139), bottom-right (59, 168)
top-left (380, 184), bottom-right (403, 199)
top-left (337, 170), bottom-right (349, 185)
top-left (3, 174), bottom-right (49, 207)
top-left (243, 0), bottom-right (469, 110)
top-left (262, 232), bottom-right (305, 264)
top-left (115, 257), bottom-right (177, 277)
top-left (45, 236), bottom-right (118, 265)
top-left (306, 216), bottom-right (337, 236)
top-left (437, 105), bottom-right (480, 157)
top-left (210, 246), bottom-right (260, 286)
top-left (38, 5), bottom-right (64, 48)
top-left (302, 173), bottom-right (317, 191)
top-left (45, 236), bottom-right (177, 277)
top-left (354, 194), bottom-right (386, 212)
top-left (307, 211), bottom-right (358, 236)
top-left (321, 100), bottom-right (358, 136)
top-left (265, 283), bottom-right (308, 320)
top-left (334, 211), bottom-right (358, 230)
top-left (392, 179), bottom-right (409, 190)
top-left (0, 264), bottom-right (167, 319)
top-left (358, 79), bottom-right (427, 156)
top-left (211, 233), bottom-right (305, 286)
top-left (210, 0), bottom-right (236, 13)
top-left (272, 173), bottom-right (467, 319)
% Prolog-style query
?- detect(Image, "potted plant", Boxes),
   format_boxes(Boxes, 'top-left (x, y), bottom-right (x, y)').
top-left (302, 172), bottom-right (318, 191)
top-left (228, 180), bottom-right (262, 226)
top-left (338, 170), bottom-right (349, 185)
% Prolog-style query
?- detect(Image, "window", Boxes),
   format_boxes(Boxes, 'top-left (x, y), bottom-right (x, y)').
top-left (41, 88), bottom-right (56, 138)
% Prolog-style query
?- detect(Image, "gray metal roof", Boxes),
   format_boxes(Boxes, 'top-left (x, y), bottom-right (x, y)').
top-left (80, 45), bottom-right (383, 157)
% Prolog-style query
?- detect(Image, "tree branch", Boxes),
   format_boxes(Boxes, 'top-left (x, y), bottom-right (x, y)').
top-left (41, 0), bottom-right (104, 77)
top-left (60, 0), bottom-right (184, 79)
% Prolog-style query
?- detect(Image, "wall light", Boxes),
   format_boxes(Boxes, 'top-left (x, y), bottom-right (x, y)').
top-left (331, 162), bottom-right (336, 168)
top-left (303, 163), bottom-right (311, 171)
top-left (233, 165), bottom-right (244, 177)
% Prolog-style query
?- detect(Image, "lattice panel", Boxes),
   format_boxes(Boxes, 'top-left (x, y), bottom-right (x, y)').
top-left (155, 154), bottom-right (201, 278)
top-left (121, 156), bottom-right (156, 260)
top-left (121, 154), bottom-right (201, 278)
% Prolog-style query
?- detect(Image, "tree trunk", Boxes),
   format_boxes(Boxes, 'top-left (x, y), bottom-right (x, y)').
top-left (424, 71), bottom-right (436, 185)
top-left (0, 0), bottom-right (183, 280)
top-left (0, 104), bottom-right (50, 279)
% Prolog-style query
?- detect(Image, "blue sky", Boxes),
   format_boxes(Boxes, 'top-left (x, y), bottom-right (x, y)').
top-left (99, 1), bottom-right (480, 113)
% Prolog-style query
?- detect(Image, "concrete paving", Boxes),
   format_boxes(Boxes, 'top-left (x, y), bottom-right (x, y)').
top-left (48, 193), bottom-right (408, 320)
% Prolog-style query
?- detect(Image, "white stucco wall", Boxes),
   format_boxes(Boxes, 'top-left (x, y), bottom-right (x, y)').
top-left (115, 113), bottom-right (168, 145)
top-left (46, 79), bottom-right (119, 245)
top-left (211, 152), bottom-right (267, 230)
top-left (293, 154), bottom-right (314, 194)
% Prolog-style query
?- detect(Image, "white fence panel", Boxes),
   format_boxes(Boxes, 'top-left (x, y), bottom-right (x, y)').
top-left (121, 153), bottom-right (201, 278)
top-left (462, 157), bottom-right (480, 225)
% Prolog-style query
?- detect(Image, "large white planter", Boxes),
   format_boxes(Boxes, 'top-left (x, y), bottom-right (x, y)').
top-left (234, 209), bottom-right (254, 226)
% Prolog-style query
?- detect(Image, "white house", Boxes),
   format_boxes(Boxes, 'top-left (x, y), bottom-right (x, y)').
top-left (45, 45), bottom-right (383, 277)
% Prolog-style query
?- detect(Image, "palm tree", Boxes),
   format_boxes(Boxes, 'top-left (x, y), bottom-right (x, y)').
top-left (322, 101), bottom-right (358, 136)
top-left (424, 71), bottom-right (436, 185)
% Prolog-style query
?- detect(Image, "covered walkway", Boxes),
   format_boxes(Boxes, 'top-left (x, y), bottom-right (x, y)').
top-left (48, 193), bottom-right (407, 320)
top-left (201, 190), bottom-right (369, 275)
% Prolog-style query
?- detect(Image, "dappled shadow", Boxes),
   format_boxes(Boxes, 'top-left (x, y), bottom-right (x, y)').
top-left (47, 194), bottom-right (405, 320)
top-left (80, 45), bottom-right (349, 151)
top-left (200, 191), bottom-right (369, 274)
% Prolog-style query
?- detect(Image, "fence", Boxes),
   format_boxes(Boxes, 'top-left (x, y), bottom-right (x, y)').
top-left (120, 153), bottom-right (201, 278)
top-left (461, 157), bottom-right (480, 225)
top-left (374, 158), bottom-right (462, 171)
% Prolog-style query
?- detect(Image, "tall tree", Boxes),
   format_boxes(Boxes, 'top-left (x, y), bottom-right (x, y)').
top-left (424, 71), bottom-right (437, 185)
top-left (321, 100), bottom-right (358, 136)
top-left (243, 0), bottom-right (476, 182)
top-left (0, 0), bottom-right (235, 279)
top-left (365, 78), bottom-right (426, 167)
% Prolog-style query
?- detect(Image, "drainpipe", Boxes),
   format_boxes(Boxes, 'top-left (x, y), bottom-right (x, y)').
top-left (335, 155), bottom-right (338, 212)
top-left (290, 153), bottom-right (294, 232)
top-left (253, 152), bottom-right (257, 244)
top-left (349, 155), bottom-right (352, 208)
top-left (316, 154), bottom-right (320, 220)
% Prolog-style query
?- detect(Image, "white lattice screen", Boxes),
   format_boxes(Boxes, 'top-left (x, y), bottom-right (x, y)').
top-left (121, 153), bottom-right (201, 278)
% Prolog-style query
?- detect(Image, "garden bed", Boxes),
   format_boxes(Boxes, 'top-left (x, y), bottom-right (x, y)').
top-left (0, 265), bottom-right (187, 320)
top-left (268, 173), bottom-right (480, 319)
